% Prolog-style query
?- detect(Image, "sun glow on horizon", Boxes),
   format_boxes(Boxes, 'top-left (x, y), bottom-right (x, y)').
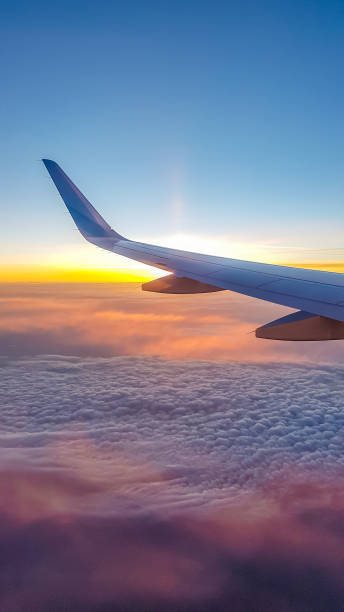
top-left (3, 233), bottom-right (344, 283)
top-left (0, 265), bottom-right (159, 283)
top-left (2, 261), bottom-right (344, 284)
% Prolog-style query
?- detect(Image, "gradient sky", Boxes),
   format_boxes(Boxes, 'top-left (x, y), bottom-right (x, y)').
top-left (2, 0), bottom-right (344, 275)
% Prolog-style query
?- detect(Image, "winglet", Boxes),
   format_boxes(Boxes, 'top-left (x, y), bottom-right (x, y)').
top-left (42, 159), bottom-right (124, 250)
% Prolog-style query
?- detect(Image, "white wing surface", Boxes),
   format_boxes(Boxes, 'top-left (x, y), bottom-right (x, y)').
top-left (42, 159), bottom-right (344, 340)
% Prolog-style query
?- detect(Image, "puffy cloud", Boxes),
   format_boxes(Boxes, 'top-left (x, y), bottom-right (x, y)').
top-left (1, 355), bottom-right (344, 497)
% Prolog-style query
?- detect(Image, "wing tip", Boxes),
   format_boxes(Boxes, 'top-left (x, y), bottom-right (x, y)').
top-left (42, 157), bottom-right (126, 247)
top-left (42, 158), bottom-right (58, 171)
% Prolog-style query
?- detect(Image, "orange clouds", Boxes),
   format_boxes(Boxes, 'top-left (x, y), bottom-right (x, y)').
top-left (1, 282), bottom-right (343, 362)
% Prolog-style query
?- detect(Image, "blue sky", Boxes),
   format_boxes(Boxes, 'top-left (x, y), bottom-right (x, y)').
top-left (2, 0), bottom-right (344, 269)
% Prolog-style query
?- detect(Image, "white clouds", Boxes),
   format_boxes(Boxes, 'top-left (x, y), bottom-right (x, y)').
top-left (1, 355), bottom-right (344, 610)
top-left (1, 356), bottom-right (344, 511)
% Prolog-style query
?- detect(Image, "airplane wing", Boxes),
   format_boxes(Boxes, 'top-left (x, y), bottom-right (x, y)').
top-left (42, 159), bottom-right (344, 340)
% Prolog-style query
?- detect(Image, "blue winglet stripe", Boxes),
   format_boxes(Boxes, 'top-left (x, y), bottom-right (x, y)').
top-left (42, 159), bottom-right (123, 242)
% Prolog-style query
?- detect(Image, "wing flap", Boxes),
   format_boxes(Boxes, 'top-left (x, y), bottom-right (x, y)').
top-left (260, 278), bottom-right (344, 304)
top-left (209, 267), bottom-right (283, 288)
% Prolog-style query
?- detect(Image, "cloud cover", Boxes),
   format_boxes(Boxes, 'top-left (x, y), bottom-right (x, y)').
top-left (0, 354), bottom-right (344, 610)
top-left (1, 283), bottom-right (344, 609)
top-left (1, 282), bottom-right (344, 362)
top-left (1, 464), bottom-right (344, 611)
top-left (2, 355), bottom-right (344, 489)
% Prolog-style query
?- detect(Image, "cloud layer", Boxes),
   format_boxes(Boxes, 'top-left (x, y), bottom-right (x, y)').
top-left (1, 283), bottom-right (344, 610)
top-left (1, 464), bottom-right (344, 611)
top-left (0, 354), bottom-right (344, 609)
top-left (1, 282), bottom-right (344, 362)
top-left (2, 355), bottom-right (344, 493)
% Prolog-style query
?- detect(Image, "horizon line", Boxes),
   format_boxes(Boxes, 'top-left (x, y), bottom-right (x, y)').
top-left (2, 262), bottom-right (344, 283)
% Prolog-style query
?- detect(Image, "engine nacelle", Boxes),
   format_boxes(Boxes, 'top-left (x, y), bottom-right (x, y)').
top-left (142, 274), bottom-right (224, 294)
top-left (256, 310), bottom-right (344, 341)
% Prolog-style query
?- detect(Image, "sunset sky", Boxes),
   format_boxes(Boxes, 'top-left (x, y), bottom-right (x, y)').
top-left (2, 0), bottom-right (344, 280)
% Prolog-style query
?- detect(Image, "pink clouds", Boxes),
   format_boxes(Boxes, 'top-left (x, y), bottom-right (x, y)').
top-left (0, 282), bottom-right (343, 362)
top-left (0, 463), bottom-right (344, 611)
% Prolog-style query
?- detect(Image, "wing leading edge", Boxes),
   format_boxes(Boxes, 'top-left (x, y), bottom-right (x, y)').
top-left (43, 159), bottom-right (344, 340)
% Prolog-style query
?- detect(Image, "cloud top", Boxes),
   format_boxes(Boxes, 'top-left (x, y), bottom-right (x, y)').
top-left (1, 352), bottom-right (344, 609)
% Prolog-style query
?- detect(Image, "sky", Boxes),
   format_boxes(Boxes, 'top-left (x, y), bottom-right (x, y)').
top-left (2, 0), bottom-right (344, 278)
